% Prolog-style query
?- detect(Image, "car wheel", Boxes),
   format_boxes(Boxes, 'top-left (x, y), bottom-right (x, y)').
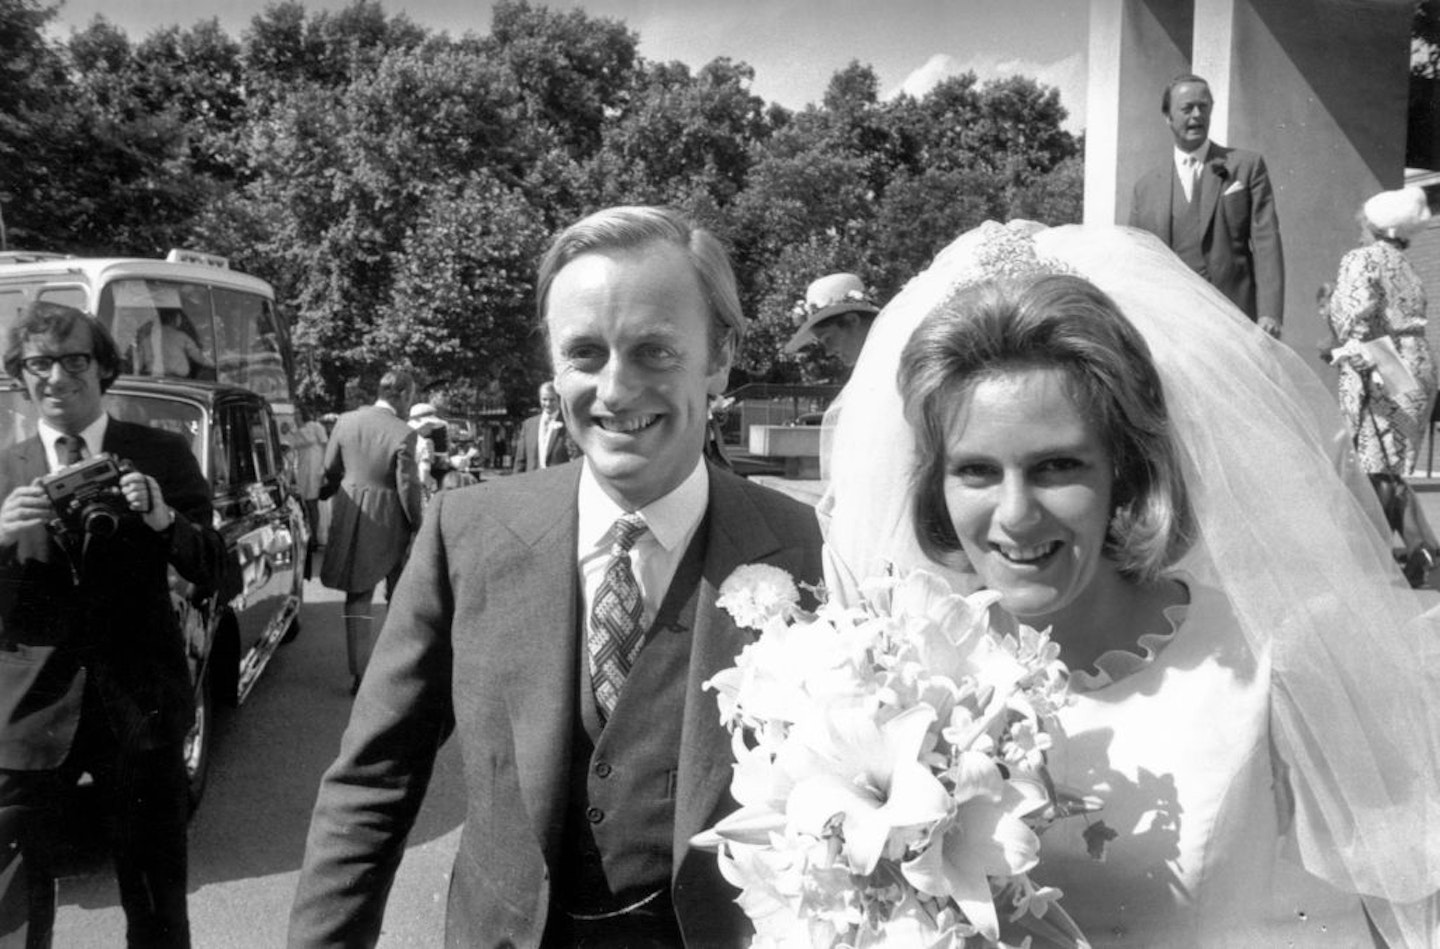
top-left (184, 659), bottom-right (213, 814)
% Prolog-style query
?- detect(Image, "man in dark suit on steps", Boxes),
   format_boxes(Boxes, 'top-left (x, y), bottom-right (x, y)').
top-left (0, 302), bottom-right (224, 948)
top-left (513, 380), bottom-right (578, 472)
top-left (289, 206), bottom-right (825, 947)
top-left (1129, 73), bottom-right (1285, 337)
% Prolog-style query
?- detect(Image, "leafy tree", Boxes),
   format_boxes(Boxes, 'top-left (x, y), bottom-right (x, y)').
top-left (241, 0), bottom-right (426, 91)
top-left (0, 0), bottom-right (69, 247)
top-left (1410, 1), bottom-right (1439, 167)
top-left (6, 0), bottom-right (1090, 403)
top-left (484, 0), bottom-right (639, 158)
top-left (588, 57), bottom-right (771, 207)
top-left (11, 17), bottom-right (221, 254)
top-left (869, 166), bottom-right (1006, 288)
top-left (371, 172), bottom-right (548, 397)
top-left (1416, 0), bottom-right (1439, 79)
top-left (129, 21), bottom-right (246, 179)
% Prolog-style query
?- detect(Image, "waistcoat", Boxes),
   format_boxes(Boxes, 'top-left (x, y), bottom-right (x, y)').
top-left (1170, 168), bottom-right (1206, 276)
top-left (553, 516), bottom-right (710, 914)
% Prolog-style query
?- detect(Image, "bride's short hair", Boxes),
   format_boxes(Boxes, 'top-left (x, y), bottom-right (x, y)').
top-left (898, 273), bottom-right (1195, 581)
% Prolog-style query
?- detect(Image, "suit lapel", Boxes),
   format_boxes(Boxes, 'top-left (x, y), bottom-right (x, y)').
top-left (1143, 166), bottom-right (1173, 243)
top-left (1199, 144), bottom-right (1226, 235)
top-left (672, 468), bottom-right (785, 869)
top-left (13, 435), bottom-right (46, 482)
top-left (101, 417), bottom-right (132, 457)
top-left (502, 465), bottom-right (583, 861)
top-left (10, 436), bottom-right (52, 563)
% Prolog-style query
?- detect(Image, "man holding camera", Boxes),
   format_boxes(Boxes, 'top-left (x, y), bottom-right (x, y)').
top-left (0, 302), bottom-right (224, 948)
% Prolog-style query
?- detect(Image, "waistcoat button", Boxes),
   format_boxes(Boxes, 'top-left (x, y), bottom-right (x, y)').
top-left (595, 762), bottom-right (612, 778)
top-left (585, 806), bottom-right (604, 824)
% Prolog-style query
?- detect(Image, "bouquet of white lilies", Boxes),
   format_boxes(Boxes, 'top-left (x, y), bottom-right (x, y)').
top-left (692, 563), bottom-right (1093, 949)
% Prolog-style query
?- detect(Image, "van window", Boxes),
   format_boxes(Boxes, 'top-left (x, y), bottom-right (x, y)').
top-left (0, 286), bottom-right (87, 348)
top-left (215, 290), bottom-right (289, 402)
top-left (101, 279), bottom-right (217, 382)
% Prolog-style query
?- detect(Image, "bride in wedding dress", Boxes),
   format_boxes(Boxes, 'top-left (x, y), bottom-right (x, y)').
top-left (822, 221), bottom-right (1439, 947)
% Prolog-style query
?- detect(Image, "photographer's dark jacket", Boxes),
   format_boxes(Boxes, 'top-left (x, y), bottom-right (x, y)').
top-left (0, 417), bottom-right (225, 770)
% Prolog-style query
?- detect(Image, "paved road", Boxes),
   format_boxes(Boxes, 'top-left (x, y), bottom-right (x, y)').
top-left (52, 577), bottom-right (465, 947)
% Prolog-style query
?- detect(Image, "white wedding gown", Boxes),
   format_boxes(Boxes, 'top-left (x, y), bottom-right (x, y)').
top-left (822, 221), bottom-right (1440, 947)
top-left (1037, 578), bottom-right (1370, 947)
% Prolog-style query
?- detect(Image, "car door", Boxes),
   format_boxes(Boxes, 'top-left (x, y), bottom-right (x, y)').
top-left (214, 399), bottom-right (296, 696)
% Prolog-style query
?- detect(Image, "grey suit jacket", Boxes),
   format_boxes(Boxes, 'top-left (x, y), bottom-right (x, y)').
top-left (512, 412), bottom-right (578, 473)
top-left (288, 461), bottom-right (824, 947)
top-left (1129, 143), bottom-right (1285, 322)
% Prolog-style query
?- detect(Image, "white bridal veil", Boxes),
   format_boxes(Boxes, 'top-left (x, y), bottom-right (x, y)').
top-left (823, 221), bottom-right (1439, 945)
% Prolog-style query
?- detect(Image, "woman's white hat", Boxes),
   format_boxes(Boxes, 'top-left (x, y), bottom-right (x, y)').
top-left (1362, 186), bottom-right (1432, 240)
top-left (784, 273), bottom-right (879, 354)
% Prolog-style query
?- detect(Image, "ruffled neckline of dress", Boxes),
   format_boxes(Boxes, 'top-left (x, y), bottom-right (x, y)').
top-left (1068, 578), bottom-right (1190, 693)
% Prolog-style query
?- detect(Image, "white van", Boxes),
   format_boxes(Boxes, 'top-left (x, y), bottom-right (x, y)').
top-left (0, 249), bottom-right (296, 429)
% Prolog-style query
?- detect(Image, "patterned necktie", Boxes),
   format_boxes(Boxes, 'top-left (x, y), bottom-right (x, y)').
top-left (56, 434), bottom-right (85, 465)
top-left (1187, 155), bottom-right (1202, 205)
top-left (588, 513), bottom-right (648, 718)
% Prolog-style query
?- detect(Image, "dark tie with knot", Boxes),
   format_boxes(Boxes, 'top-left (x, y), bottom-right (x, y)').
top-left (588, 514), bottom-right (649, 719)
top-left (56, 434), bottom-right (86, 466)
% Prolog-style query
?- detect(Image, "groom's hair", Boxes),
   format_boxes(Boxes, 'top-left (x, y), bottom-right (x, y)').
top-left (898, 274), bottom-right (1195, 582)
top-left (534, 205), bottom-right (744, 370)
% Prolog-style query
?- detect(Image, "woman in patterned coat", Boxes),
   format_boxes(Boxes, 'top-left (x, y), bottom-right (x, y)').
top-left (1327, 186), bottom-right (1435, 474)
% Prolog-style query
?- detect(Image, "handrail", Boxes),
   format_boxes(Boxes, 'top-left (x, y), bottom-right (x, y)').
top-left (725, 382), bottom-right (842, 402)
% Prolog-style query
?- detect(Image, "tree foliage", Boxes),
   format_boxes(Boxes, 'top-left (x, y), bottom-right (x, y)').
top-left (1416, 0), bottom-right (1439, 79)
top-left (0, 0), bottom-right (1086, 409)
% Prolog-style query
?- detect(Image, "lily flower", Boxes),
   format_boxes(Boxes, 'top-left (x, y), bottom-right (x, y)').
top-left (901, 751), bottom-right (1043, 942)
top-left (783, 704), bottom-right (951, 875)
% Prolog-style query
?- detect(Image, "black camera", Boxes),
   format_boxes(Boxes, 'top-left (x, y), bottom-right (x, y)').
top-left (40, 452), bottom-right (134, 537)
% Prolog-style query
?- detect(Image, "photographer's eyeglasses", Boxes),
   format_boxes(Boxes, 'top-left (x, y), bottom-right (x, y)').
top-left (20, 353), bottom-right (94, 376)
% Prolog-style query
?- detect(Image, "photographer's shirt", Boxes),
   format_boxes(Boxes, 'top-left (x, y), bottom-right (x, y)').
top-left (37, 414), bottom-right (108, 473)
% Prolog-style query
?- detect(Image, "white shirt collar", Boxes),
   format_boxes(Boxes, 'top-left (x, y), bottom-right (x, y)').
top-left (577, 457), bottom-right (709, 556)
top-left (1174, 140), bottom-right (1211, 170)
top-left (374, 399), bottom-right (398, 416)
top-left (38, 412), bottom-right (109, 472)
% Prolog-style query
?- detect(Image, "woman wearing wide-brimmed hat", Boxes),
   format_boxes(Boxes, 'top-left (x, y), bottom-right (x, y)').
top-left (1326, 185), bottom-right (1435, 476)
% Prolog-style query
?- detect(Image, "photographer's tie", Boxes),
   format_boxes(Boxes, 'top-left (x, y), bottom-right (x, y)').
top-left (56, 434), bottom-right (85, 465)
top-left (589, 513), bottom-right (648, 719)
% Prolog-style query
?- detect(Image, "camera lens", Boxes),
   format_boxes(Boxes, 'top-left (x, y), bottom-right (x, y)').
top-left (81, 504), bottom-right (121, 537)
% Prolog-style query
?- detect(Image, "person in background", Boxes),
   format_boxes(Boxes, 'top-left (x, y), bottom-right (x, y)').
top-left (1129, 73), bottom-right (1285, 337)
top-left (133, 309), bottom-right (214, 380)
top-left (290, 409), bottom-right (328, 577)
top-left (703, 394), bottom-right (734, 471)
top-left (1326, 186), bottom-right (1435, 476)
top-left (288, 205), bottom-right (824, 947)
top-left (783, 272), bottom-right (879, 367)
top-left (785, 273), bottom-right (882, 487)
top-left (512, 380), bottom-right (578, 472)
top-left (406, 402), bottom-right (450, 497)
top-left (317, 371), bottom-right (423, 696)
top-left (0, 302), bottom-right (225, 948)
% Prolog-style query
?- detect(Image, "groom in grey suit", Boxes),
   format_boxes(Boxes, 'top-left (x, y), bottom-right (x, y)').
top-left (289, 206), bottom-right (824, 947)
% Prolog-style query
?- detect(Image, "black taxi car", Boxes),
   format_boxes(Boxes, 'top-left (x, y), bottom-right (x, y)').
top-left (0, 377), bottom-right (305, 806)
